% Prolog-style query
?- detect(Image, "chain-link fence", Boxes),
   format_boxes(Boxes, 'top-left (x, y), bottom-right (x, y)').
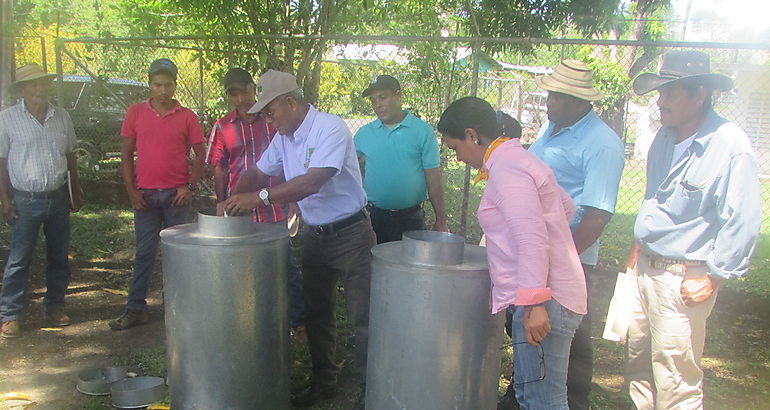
top-left (33, 35), bottom-right (770, 269)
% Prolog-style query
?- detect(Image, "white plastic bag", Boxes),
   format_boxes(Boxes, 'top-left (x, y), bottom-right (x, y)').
top-left (602, 267), bottom-right (635, 342)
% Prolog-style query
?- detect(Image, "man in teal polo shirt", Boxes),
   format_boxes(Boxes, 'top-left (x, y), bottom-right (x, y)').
top-left (354, 75), bottom-right (447, 243)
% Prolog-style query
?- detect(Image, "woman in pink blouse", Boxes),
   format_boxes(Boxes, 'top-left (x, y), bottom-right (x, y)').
top-left (437, 97), bottom-right (587, 409)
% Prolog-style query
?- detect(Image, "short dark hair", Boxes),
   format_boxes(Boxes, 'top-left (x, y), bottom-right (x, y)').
top-left (496, 111), bottom-right (522, 139)
top-left (437, 97), bottom-right (499, 140)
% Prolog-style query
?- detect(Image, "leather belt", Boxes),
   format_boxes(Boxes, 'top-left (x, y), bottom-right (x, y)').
top-left (12, 184), bottom-right (67, 200)
top-left (367, 203), bottom-right (421, 217)
top-left (308, 209), bottom-right (367, 235)
top-left (646, 254), bottom-right (705, 275)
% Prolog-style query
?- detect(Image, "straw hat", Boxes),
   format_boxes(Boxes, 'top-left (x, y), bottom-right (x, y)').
top-left (535, 60), bottom-right (603, 101)
top-left (632, 50), bottom-right (733, 95)
top-left (10, 64), bottom-right (56, 92)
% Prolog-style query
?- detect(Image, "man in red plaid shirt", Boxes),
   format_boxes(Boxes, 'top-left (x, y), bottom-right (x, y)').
top-left (206, 67), bottom-right (305, 331)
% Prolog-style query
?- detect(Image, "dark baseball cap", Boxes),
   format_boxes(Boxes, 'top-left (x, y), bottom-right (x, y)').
top-left (223, 68), bottom-right (255, 91)
top-left (148, 58), bottom-right (178, 80)
top-left (361, 74), bottom-right (401, 97)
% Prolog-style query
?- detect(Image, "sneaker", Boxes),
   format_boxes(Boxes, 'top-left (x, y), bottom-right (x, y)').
top-left (108, 309), bottom-right (149, 330)
top-left (45, 307), bottom-right (71, 327)
top-left (1, 320), bottom-right (20, 338)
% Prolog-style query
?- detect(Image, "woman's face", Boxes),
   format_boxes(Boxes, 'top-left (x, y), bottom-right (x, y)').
top-left (442, 133), bottom-right (486, 169)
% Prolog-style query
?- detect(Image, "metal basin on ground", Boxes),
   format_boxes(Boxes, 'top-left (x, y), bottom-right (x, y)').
top-left (110, 376), bottom-right (165, 409)
top-left (76, 367), bottom-right (128, 396)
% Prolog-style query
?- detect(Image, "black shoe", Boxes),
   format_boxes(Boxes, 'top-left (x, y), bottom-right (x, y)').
top-left (291, 384), bottom-right (337, 408)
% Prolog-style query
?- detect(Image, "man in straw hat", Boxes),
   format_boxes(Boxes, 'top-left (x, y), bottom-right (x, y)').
top-left (500, 60), bottom-right (625, 410)
top-left (0, 64), bottom-right (82, 338)
top-left (625, 50), bottom-right (760, 409)
top-left (222, 69), bottom-right (375, 409)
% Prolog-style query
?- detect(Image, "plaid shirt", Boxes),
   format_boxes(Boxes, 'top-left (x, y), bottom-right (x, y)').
top-left (206, 110), bottom-right (285, 223)
top-left (0, 100), bottom-right (75, 192)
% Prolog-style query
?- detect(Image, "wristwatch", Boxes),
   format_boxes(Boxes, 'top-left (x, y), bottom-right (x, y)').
top-left (258, 188), bottom-right (270, 206)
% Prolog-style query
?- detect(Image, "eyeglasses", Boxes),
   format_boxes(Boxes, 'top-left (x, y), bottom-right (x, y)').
top-left (261, 97), bottom-right (286, 119)
top-left (511, 341), bottom-right (545, 386)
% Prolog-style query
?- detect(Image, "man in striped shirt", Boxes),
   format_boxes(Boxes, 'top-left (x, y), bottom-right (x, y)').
top-left (206, 67), bottom-right (305, 331)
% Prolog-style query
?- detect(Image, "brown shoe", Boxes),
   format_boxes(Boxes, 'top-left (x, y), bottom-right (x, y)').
top-left (109, 309), bottom-right (149, 330)
top-left (1, 320), bottom-right (20, 338)
top-left (46, 307), bottom-right (71, 327)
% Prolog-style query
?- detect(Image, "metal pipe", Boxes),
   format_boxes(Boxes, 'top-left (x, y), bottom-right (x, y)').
top-left (161, 213), bottom-right (291, 410)
top-left (366, 231), bottom-right (503, 410)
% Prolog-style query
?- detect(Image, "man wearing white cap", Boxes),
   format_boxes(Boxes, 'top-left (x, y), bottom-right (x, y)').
top-left (626, 50), bottom-right (760, 409)
top-left (0, 64), bottom-right (82, 338)
top-left (501, 60), bottom-right (625, 410)
top-left (223, 69), bottom-right (375, 409)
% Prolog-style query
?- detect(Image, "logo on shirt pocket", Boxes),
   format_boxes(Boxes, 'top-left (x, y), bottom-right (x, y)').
top-left (304, 147), bottom-right (315, 169)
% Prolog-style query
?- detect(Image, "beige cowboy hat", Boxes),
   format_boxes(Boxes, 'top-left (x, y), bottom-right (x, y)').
top-left (10, 64), bottom-right (56, 92)
top-left (535, 60), bottom-right (603, 101)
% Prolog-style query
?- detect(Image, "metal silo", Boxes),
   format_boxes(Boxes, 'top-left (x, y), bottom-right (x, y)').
top-left (160, 212), bottom-right (290, 410)
top-left (366, 231), bottom-right (504, 410)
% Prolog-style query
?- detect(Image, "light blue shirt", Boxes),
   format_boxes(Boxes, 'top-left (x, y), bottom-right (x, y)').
top-left (634, 110), bottom-right (760, 280)
top-left (529, 109), bottom-right (625, 266)
top-left (354, 111), bottom-right (440, 210)
top-left (257, 105), bottom-right (367, 226)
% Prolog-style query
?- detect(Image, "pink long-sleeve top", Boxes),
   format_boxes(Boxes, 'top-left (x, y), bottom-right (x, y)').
top-left (478, 139), bottom-right (587, 315)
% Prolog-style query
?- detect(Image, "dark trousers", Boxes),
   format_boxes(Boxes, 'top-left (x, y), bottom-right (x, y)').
top-left (127, 188), bottom-right (188, 311)
top-left (368, 203), bottom-right (426, 244)
top-left (567, 264), bottom-right (594, 410)
top-left (300, 214), bottom-right (376, 387)
top-left (0, 186), bottom-right (70, 323)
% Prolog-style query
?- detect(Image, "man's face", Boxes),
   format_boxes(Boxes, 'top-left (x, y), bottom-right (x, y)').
top-left (656, 84), bottom-right (703, 128)
top-left (545, 91), bottom-right (577, 126)
top-left (19, 77), bottom-right (52, 107)
top-left (262, 96), bottom-right (295, 136)
top-left (227, 84), bottom-right (257, 115)
top-left (149, 73), bottom-right (176, 103)
top-left (368, 89), bottom-right (402, 124)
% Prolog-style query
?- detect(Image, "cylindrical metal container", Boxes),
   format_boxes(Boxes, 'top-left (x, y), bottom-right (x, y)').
top-left (161, 212), bottom-right (290, 410)
top-left (366, 231), bottom-right (503, 410)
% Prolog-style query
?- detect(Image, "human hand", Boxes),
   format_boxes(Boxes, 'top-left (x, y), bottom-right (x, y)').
top-left (222, 192), bottom-right (259, 216)
top-left (680, 274), bottom-right (721, 305)
top-left (432, 216), bottom-right (449, 232)
top-left (625, 244), bottom-right (641, 270)
top-left (128, 189), bottom-right (148, 211)
top-left (172, 185), bottom-right (192, 207)
top-left (2, 201), bottom-right (16, 225)
top-left (216, 201), bottom-right (226, 216)
top-left (524, 304), bottom-right (551, 346)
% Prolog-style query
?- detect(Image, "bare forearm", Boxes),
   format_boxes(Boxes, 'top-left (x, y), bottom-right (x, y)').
top-left (425, 168), bottom-right (446, 220)
top-left (213, 166), bottom-right (228, 202)
top-left (572, 208), bottom-right (612, 255)
top-left (121, 154), bottom-right (137, 193)
top-left (0, 159), bottom-right (12, 205)
top-left (66, 153), bottom-right (80, 189)
top-left (188, 143), bottom-right (205, 185)
top-left (265, 172), bottom-right (329, 204)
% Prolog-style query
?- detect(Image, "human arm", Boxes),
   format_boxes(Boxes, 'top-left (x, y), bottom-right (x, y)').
top-left (625, 241), bottom-right (641, 270)
top-left (572, 207), bottom-right (612, 255)
top-left (358, 155), bottom-right (366, 179)
top-left (223, 167), bottom-right (335, 216)
top-left (0, 158), bottom-right (15, 224)
top-left (121, 138), bottom-right (147, 211)
top-left (66, 152), bottom-right (82, 212)
top-left (172, 142), bottom-right (204, 206)
top-left (424, 167), bottom-right (448, 231)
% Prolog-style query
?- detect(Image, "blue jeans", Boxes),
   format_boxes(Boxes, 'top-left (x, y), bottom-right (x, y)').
top-left (127, 188), bottom-right (188, 311)
top-left (509, 299), bottom-right (583, 410)
top-left (1, 187), bottom-right (70, 323)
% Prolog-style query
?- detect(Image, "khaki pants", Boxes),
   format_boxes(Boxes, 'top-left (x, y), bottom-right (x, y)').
top-left (626, 255), bottom-right (717, 410)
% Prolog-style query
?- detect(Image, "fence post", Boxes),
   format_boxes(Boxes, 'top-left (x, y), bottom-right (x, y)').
top-left (459, 40), bottom-right (482, 237)
top-left (55, 39), bottom-right (64, 109)
top-left (198, 48), bottom-right (205, 122)
top-left (40, 36), bottom-right (47, 72)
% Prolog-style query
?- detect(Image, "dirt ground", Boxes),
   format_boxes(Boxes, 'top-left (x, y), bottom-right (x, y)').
top-left (1, 257), bottom-right (770, 409)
